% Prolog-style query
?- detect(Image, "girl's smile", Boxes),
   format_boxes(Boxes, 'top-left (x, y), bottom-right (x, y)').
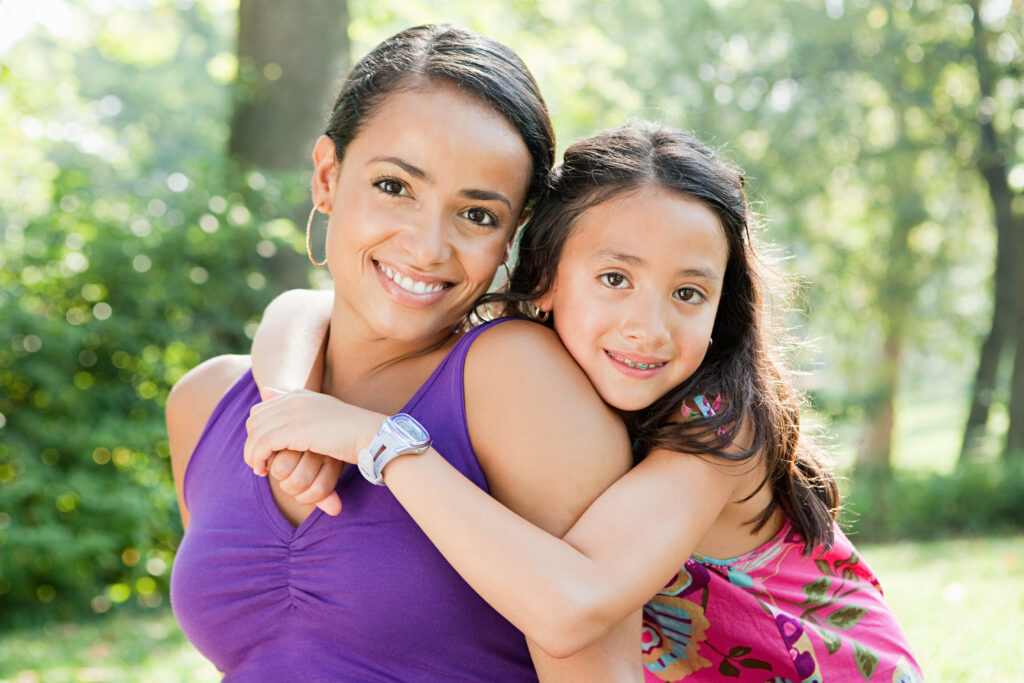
top-left (538, 186), bottom-right (729, 412)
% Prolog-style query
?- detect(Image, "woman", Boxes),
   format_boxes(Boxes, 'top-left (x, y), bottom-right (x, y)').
top-left (166, 25), bottom-right (638, 681)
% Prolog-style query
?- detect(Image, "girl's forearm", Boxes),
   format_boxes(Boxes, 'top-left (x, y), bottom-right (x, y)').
top-left (382, 449), bottom-right (628, 657)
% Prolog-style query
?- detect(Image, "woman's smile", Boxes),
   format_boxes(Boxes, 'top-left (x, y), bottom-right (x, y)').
top-left (373, 258), bottom-right (452, 306)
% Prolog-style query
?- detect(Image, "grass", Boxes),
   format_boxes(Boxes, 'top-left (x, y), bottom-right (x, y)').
top-left (862, 534), bottom-right (1024, 682)
top-left (1, 535), bottom-right (1021, 682)
top-left (0, 609), bottom-right (219, 682)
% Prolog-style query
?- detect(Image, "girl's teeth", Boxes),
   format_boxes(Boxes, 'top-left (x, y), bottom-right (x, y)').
top-left (611, 352), bottom-right (665, 370)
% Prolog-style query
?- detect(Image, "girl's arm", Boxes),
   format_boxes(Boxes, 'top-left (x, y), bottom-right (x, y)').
top-left (246, 322), bottom-right (743, 658)
top-left (250, 289), bottom-right (332, 392)
top-left (250, 289), bottom-right (342, 514)
top-left (380, 435), bottom-right (740, 656)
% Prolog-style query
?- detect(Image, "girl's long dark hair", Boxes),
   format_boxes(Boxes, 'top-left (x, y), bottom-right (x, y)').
top-left (482, 122), bottom-right (839, 550)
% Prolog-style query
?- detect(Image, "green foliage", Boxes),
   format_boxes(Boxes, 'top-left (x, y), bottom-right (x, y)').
top-left (842, 462), bottom-right (1024, 542)
top-left (0, 3), bottom-right (309, 622)
top-left (2, 0), bottom-right (1022, 628)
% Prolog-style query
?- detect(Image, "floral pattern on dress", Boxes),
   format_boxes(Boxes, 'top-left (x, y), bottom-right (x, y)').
top-left (641, 396), bottom-right (922, 682)
top-left (642, 562), bottom-right (713, 678)
top-left (641, 524), bottom-right (924, 682)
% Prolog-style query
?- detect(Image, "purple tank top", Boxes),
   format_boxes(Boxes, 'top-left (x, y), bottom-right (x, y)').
top-left (171, 319), bottom-right (537, 681)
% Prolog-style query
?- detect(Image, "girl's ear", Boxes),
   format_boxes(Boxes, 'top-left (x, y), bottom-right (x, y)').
top-left (311, 135), bottom-right (339, 211)
top-left (533, 286), bottom-right (554, 316)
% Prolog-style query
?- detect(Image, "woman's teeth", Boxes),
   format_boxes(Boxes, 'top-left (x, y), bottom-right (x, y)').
top-left (379, 263), bottom-right (447, 294)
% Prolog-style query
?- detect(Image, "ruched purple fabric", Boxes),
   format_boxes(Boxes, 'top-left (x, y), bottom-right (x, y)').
top-left (171, 319), bottom-right (537, 681)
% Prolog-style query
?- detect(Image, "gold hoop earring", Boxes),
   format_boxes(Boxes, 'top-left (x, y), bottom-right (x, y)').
top-left (306, 205), bottom-right (328, 268)
top-left (527, 302), bottom-right (550, 322)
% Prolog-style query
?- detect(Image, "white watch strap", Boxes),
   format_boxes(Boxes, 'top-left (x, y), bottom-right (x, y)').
top-left (357, 435), bottom-right (388, 486)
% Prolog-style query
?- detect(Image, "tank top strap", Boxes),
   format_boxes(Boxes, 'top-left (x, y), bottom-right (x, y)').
top-left (400, 317), bottom-right (520, 491)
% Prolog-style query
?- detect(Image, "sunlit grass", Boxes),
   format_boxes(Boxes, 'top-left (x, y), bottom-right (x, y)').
top-left (862, 534), bottom-right (1024, 682)
top-left (2, 536), bottom-right (1021, 681)
top-left (0, 609), bottom-right (218, 683)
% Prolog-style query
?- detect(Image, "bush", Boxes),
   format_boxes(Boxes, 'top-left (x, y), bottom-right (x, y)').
top-left (841, 462), bottom-right (1024, 543)
top-left (0, 11), bottom-right (309, 625)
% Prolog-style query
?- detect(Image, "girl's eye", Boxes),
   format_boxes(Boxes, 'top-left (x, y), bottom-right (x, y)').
top-left (675, 287), bottom-right (705, 303)
top-left (374, 178), bottom-right (408, 196)
top-left (600, 272), bottom-right (629, 289)
top-left (460, 207), bottom-right (499, 227)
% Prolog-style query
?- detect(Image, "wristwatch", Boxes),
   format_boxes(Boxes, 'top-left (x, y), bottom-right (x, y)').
top-left (357, 413), bottom-right (432, 486)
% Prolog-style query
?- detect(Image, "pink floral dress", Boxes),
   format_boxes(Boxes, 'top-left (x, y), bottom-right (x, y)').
top-left (642, 398), bottom-right (923, 682)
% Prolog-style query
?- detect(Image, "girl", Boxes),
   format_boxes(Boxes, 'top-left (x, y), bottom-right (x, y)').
top-left (246, 123), bottom-right (923, 681)
top-left (167, 25), bottom-right (640, 681)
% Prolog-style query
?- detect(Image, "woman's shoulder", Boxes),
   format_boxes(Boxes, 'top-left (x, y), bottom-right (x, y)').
top-left (462, 318), bottom-right (631, 536)
top-left (465, 318), bottom-right (569, 368)
top-left (167, 355), bottom-right (251, 465)
top-left (464, 318), bottom-right (606, 414)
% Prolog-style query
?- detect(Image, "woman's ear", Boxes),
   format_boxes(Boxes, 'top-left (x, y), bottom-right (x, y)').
top-left (311, 135), bottom-right (339, 210)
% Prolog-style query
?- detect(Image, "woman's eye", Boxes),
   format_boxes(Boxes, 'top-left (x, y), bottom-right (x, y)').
top-left (600, 273), bottom-right (629, 288)
top-left (675, 287), bottom-right (705, 303)
top-left (374, 178), bottom-right (407, 196)
top-left (461, 208), bottom-right (498, 226)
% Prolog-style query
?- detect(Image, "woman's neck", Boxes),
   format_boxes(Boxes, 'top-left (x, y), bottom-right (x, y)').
top-left (319, 304), bottom-right (458, 413)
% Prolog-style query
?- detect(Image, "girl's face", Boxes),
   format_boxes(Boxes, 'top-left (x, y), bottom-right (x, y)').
top-left (312, 83), bottom-right (532, 347)
top-left (536, 187), bottom-right (729, 412)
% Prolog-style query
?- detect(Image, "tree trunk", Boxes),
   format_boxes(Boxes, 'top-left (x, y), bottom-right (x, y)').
top-left (856, 324), bottom-right (903, 481)
top-left (229, 0), bottom-right (351, 291)
top-left (959, 1), bottom-right (1023, 464)
top-left (230, 0), bottom-right (350, 170)
top-left (1007, 316), bottom-right (1024, 459)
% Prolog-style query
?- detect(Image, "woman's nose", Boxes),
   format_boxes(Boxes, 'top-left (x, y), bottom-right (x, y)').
top-left (400, 213), bottom-right (452, 268)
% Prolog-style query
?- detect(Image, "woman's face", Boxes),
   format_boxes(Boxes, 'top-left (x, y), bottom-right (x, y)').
top-left (312, 82), bottom-right (532, 347)
top-left (536, 187), bottom-right (729, 412)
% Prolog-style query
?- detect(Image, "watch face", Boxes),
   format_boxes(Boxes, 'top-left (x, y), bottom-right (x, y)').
top-left (390, 413), bottom-right (430, 445)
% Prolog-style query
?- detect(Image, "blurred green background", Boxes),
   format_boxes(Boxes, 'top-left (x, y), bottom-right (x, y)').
top-left (2, 0), bottom-right (1023, 679)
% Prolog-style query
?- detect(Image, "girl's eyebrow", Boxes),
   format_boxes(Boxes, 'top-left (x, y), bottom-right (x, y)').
top-left (594, 248), bottom-right (721, 283)
top-left (370, 156), bottom-right (512, 211)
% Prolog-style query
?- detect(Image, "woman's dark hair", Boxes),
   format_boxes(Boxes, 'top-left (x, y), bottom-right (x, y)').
top-left (487, 122), bottom-right (839, 551)
top-left (324, 24), bottom-right (554, 209)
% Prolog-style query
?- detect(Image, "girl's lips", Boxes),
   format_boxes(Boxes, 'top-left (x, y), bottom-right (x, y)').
top-left (373, 259), bottom-right (452, 307)
top-left (604, 350), bottom-right (668, 378)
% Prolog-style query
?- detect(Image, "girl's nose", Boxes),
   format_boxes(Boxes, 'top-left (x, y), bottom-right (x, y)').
top-left (621, 296), bottom-right (671, 349)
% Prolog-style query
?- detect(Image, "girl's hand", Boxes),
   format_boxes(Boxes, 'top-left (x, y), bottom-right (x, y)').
top-left (244, 387), bottom-right (385, 478)
top-left (265, 448), bottom-right (345, 516)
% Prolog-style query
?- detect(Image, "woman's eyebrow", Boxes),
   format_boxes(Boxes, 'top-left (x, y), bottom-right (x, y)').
top-left (371, 156), bottom-right (430, 181)
top-left (461, 189), bottom-right (512, 212)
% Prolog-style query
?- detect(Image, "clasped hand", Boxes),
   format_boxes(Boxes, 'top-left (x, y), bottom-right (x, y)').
top-left (244, 388), bottom-right (385, 515)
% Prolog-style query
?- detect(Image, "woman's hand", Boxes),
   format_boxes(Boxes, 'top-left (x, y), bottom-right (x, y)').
top-left (244, 387), bottom-right (385, 478)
